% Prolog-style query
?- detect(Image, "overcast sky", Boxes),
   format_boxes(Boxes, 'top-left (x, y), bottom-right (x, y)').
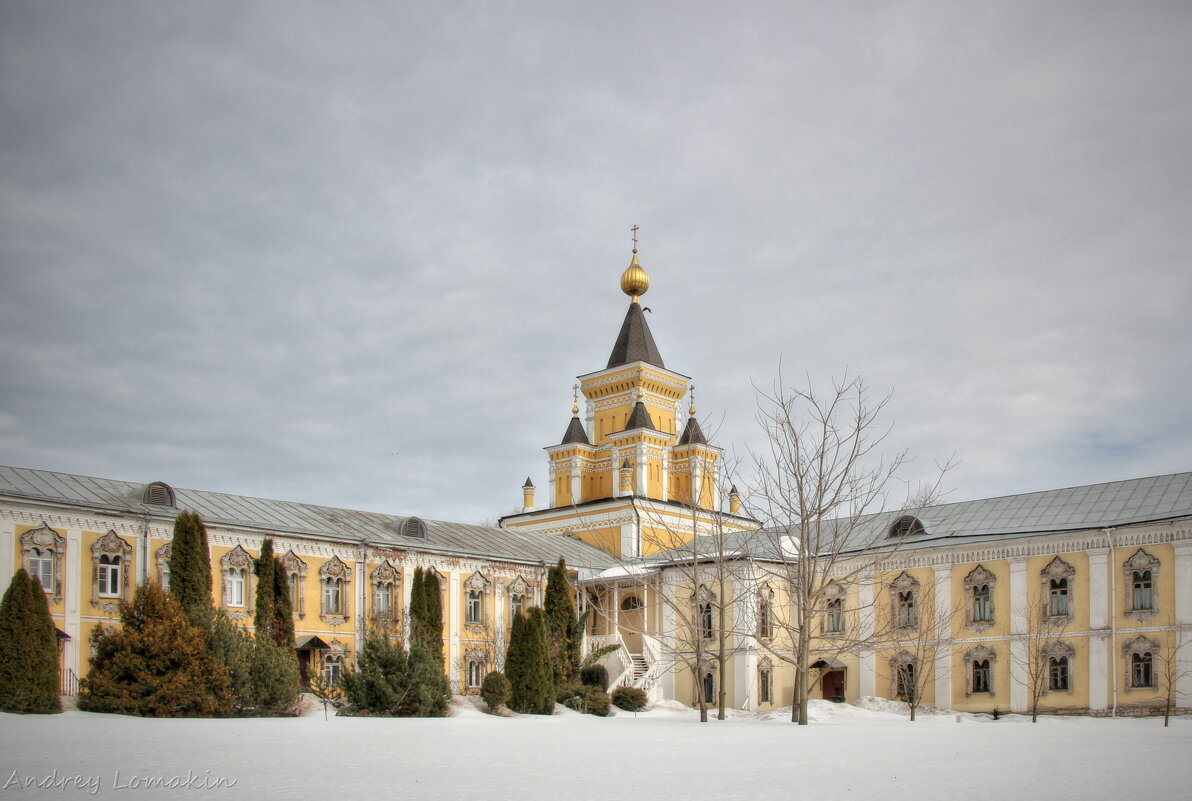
top-left (1, 1), bottom-right (1190, 525)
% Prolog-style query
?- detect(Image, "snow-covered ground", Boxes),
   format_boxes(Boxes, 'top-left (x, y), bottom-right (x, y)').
top-left (2, 698), bottom-right (1189, 800)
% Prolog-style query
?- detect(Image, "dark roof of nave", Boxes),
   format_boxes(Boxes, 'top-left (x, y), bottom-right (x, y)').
top-left (0, 466), bottom-right (617, 572)
top-left (643, 471), bottom-right (1192, 565)
top-left (560, 416), bottom-right (590, 445)
top-left (607, 302), bottom-right (665, 369)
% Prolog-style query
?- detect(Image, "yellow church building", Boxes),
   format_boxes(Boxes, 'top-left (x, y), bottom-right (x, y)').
top-left (1, 245), bottom-right (1189, 716)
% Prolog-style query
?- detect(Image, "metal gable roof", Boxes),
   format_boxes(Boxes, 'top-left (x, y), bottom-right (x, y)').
top-left (0, 465), bottom-right (617, 572)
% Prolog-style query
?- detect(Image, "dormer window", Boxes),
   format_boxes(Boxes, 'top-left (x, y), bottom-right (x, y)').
top-left (403, 517), bottom-right (428, 539)
top-left (143, 482), bottom-right (176, 507)
top-left (887, 516), bottom-right (925, 539)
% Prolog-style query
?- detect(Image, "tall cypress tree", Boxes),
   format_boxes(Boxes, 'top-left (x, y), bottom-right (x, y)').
top-left (0, 569), bottom-right (61, 714)
top-left (409, 568), bottom-right (426, 649)
top-left (543, 559), bottom-right (578, 688)
top-left (424, 570), bottom-right (443, 666)
top-left (270, 554), bottom-right (295, 648)
top-left (526, 607), bottom-right (556, 714)
top-left (254, 538), bottom-right (277, 641)
top-left (169, 510), bottom-right (213, 627)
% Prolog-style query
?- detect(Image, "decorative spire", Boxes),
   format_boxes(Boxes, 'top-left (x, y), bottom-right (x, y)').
top-left (688, 384), bottom-right (696, 415)
top-left (571, 384), bottom-right (580, 417)
top-left (619, 225), bottom-right (650, 302)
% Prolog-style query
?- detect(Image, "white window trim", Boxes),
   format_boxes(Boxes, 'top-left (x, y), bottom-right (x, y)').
top-left (219, 545), bottom-right (255, 620)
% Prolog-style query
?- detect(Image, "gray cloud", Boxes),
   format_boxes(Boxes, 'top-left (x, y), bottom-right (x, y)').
top-left (2, 1), bottom-right (1190, 523)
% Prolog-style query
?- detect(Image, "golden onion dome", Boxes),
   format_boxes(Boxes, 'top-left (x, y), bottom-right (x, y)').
top-left (620, 249), bottom-right (650, 302)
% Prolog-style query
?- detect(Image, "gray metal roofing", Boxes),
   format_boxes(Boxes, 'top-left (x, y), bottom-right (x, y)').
top-left (644, 471), bottom-right (1192, 563)
top-left (0, 466), bottom-right (617, 571)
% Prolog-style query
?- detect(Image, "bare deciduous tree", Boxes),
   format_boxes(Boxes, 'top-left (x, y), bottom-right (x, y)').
top-left (743, 370), bottom-right (951, 725)
top-left (1014, 592), bottom-right (1073, 723)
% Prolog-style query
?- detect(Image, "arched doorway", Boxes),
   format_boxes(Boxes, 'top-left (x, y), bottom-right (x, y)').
top-left (812, 658), bottom-right (847, 702)
top-left (618, 594), bottom-right (644, 653)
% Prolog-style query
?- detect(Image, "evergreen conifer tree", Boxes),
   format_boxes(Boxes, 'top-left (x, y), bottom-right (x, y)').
top-left (409, 567), bottom-right (444, 665)
top-left (254, 538), bottom-right (277, 640)
top-left (79, 582), bottom-right (233, 717)
top-left (250, 635), bottom-right (300, 715)
top-left (543, 558), bottom-right (579, 688)
top-left (409, 568), bottom-right (427, 650)
top-left (0, 569), bottom-right (61, 714)
top-left (338, 634), bottom-right (449, 717)
top-left (270, 554), bottom-right (295, 648)
top-left (169, 510), bottom-right (213, 627)
top-left (526, 607), bottom-right (556, 714)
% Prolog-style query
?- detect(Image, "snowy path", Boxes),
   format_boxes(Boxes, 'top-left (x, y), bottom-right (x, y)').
top-left (2, 701), bottom-right (1189, 800)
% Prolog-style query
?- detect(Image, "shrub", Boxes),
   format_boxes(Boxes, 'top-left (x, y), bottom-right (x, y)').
top-left (79, 583), bottom-right (233, 717)
top-left (611, 685), bottom-right (648, 712)
top-left (558, 682), bottom-right (611, 716)
top-left (480, 671), bottom-right (511, 712)
top-left (580, 665), bottom-right (608, 688)
top-left (0, 570), bottom-right (61, 714)
top-left (338, 635), bottom-right (449, 717)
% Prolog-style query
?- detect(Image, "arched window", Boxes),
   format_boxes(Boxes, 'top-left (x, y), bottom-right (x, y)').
top-left (91, 530), bottom-right (133, 611)
top-left (468, 660), bottom-right (484, 689)
top-left (1123, 636), bottom-right (1159, 690)
top-left (700, 604), bottom-right (714, 639)
top-left (318, 556), bottom-right (352, 624)
top-left (890, 572), bottom-right (920, 630)
top-left (22, 525), bottom-right (65, 601)
top-left (887, 516), bottom-right (925, 539)
top-left (323, 577), bottom-right (343, 615)
top-left (226, 568), bottom-right (246, 607)
top-left (465, 647), bottom-right (487, 690)
top-left (1049, 578), bottom-right (1069, 617)
top-left (1131, 652), bottom-right (1153, 689)
top-left (971, 583), bottom-right (991, 622)
top-left (508, 576), bottom-right (529, 621)
top-left (971, 659), bottom-right (991, 693)
top-left (323, 653), bottom-right (343, 686)
top-left (1131, 570), bottom-right (1152, 612)
top-left (825, 598), bottom-right (844, 634)
top-left (281, 550), bottom-right (307, 619)
top-left (702, 671), bottom-right (715, 704)
top-left (370, 561), bottom-right (400, 621)
top-left (620, 596), bottom-right (643, 611)
top-left (895, 661), bottom-right (915, 700)
top-left (98, 555), bottom-right (121, 598)
top-left (142, 481), bottom-right (176, 507)
top-left (1048, 656), bottom-right (1069, 691)
top-left (758, 592), bottom-right (773, 639)
top-left (29, 548), bottom-right (54, 593)
top-left (758, 658), bottom-right (773, 704)
top-left (467, 590), bottom-right (483, 624)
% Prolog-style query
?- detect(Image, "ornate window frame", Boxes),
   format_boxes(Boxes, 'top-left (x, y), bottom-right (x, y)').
top-left (890, 571), bottom-right (920, 631)
top-left (758, 656), bottom-right (773, 704)
top-left (1044, 640), bottom-right (1075, 693)
top-left (695, 584), bottom-right (716, 640)
top-left (508, 575), bottom-right (529, 620)
top-left (90, 530), bottom-right (133, 612)
top-left (964, 644), bottom-right (997, 696)
top-left (323, 638), bottom-right (348, 686)
top-left (155, 542), bottom-right (172, 591)
top-left (695, 657), bottom-right (717, 705)
top-left (464, 571), bottom-right (490, 630)
top-left (757, 583), bottom-right (774, 640)
top-left (22, 524), bottom-right (65, 602)
top-left (823, 582), bottom-right (845, 634)
top-left (220, 545), bottom-right (255, 620)
top-left (464, 646), bottom-right (487, 690)
top-left (319, 555), bottom-right (352, 625)
top-left (888, 650), bottom-right (918, 700)
top-left (963, 564), bottom-right (997, 632)
top-left (1122, 549), bottom-right (1160, 621)
top-left (280, 550), bottom-right (307, 620)
top-left (1122, 635), bottom-right (1159, 691)
top-left (1040, 557), bottom-right (1075, 621)
top-left (370, 560), bottom-right (400, 622)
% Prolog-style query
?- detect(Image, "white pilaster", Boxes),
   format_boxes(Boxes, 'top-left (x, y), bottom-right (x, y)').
top-left (0, 523), bottom-right (14, 584)
top-left (660, 583), bottom-right (676, 700)
top-left (1088, 631), bottom-right (1109, 711)
top-left (65, 528), bottom-right (82, 681)
top-left (619, 521), bottom-right (638, 559)
top-left (933, 564), bottom-right (952, 709)
top-left (354, 557), bottom-right (366, 650)
top-left (661, 451), bottom-right (669, 502)
top-left (859, 573), bottom-right (875, 698)
top-left (402, 565), bottom-right (414, 648)
top-left (448, 572), bottom-right (460, 690)
top-left (1009, 557), bottom-right (1028, 713)
top-left (1088, 548), bottom-right (1109, 630)
top-left (1175, 542), bottom-right (1192, 707)
top-left (636, 445), bottom-right (648, 496)
top-left (738, 649), bottom-right (754, 711)
top-left (570, 462), bottom-right (581, 505)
